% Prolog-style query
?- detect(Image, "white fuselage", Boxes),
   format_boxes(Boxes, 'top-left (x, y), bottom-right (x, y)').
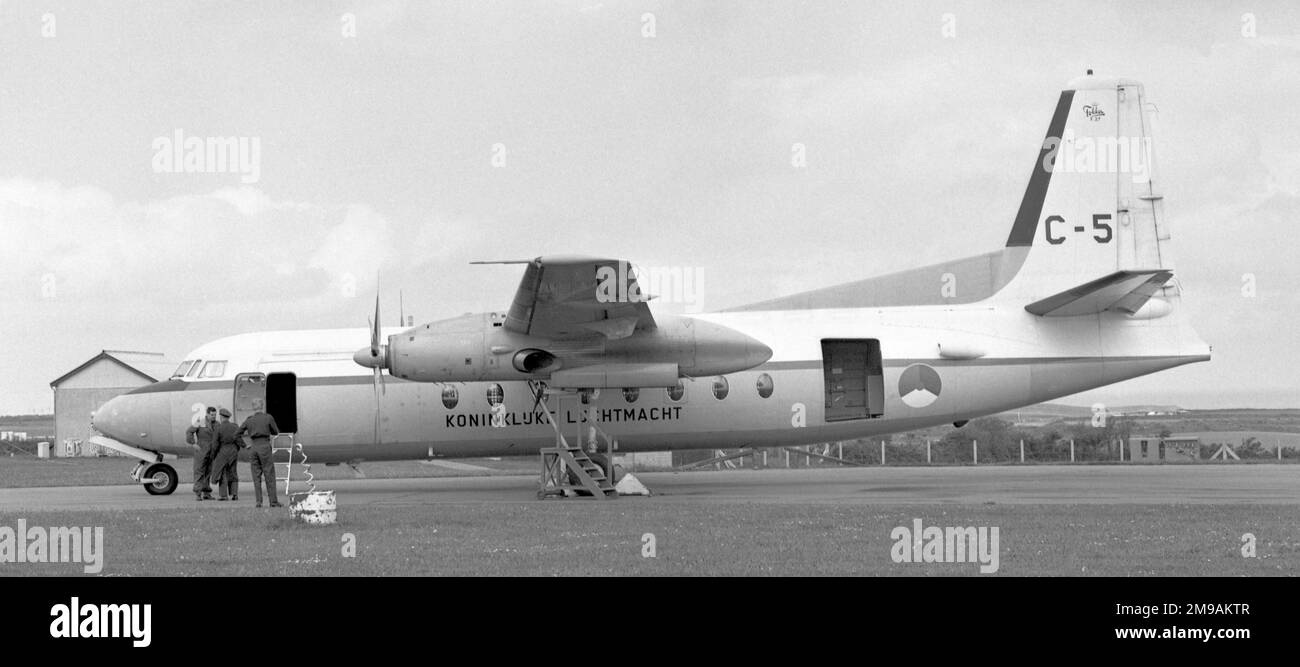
top-left (91, 298), bottom-right (1209, 464)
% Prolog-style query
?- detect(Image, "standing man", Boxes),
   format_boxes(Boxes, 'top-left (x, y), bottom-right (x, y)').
top-left (237, 399), bottom-right (281, 508)
top-left (211, 408), bottom-right (242, 501)
top-left (185, 406), bottom-right (218, 500)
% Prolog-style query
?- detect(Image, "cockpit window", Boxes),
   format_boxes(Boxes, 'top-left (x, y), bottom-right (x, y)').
top-left (199, 361), bottom-right (227, 378)
top-left (186, 361), bottom-right (203, 378)
top-left (172, 360), bottom-right (195, 379)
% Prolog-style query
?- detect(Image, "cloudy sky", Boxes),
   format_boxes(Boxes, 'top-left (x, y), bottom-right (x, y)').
top-left (1, 1), bottom-right (1298, 414)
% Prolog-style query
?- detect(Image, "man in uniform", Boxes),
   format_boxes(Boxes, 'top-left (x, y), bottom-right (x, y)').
top-left (210, 408), bottom-right (242, 501)
top-left (185, 406), bottom-right (218, 500)
top-left (236, 399), bottom-right (281, 508)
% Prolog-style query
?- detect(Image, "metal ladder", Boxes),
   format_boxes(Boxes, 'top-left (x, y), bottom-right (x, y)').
top-left (533, 384), bottom-right (617, 499)
top-left (270, 433), bottom-right (314, 498)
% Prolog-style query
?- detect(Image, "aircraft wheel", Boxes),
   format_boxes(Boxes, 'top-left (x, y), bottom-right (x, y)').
top-left (143, 463), bottom-right (178, 496)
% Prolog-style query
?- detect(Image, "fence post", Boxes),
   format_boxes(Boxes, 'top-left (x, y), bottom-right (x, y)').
top-left (1020, 439), bottom-right (1024, 463)
top-left (926, 439), bottom-right (931, 464)
top-left (838, 442), bottom-right (843, 460)
top-left (1070, 439), bottom-right (1075, 463)
top-left (881, 440), bottom-right (886, 466)
top-left (973, 439), bottom-right (978, 465)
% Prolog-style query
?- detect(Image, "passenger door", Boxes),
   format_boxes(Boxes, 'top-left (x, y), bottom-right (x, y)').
top-left (233, 373), bottom-right (266, 427)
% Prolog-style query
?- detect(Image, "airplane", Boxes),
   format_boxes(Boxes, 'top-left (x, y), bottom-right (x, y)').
top-left (89, 73), bottom-right (1210, 496)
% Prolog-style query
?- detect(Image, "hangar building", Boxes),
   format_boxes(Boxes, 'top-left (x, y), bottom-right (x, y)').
top-left (50, 350), bottom-right (173, 457)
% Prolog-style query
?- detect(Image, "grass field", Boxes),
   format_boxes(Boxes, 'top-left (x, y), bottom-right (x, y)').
top-left (2, 503), bottom-right (1294, 576)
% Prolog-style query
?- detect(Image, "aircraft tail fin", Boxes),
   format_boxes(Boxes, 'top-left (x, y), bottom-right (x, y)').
top-left (997, 74), bottom-right (1177, 308)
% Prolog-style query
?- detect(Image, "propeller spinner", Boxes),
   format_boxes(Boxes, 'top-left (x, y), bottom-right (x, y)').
top-left (353, 295), bottom-right (389, 377)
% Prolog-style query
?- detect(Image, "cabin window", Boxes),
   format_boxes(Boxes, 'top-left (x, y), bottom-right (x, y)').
top-left (441, 386), bottom-right (458, 409)
top-left (756, 373), bottom-right (774, 398)
top-left (486, 383), bottom-right (504, 406)
top-left (712, 376), bottom-right (729, 400)
top-left (186, 361), bottom-right (204, 378)
top-left (667, 381), bottom-right (685, 402)
top-left (172, 360), bottom-right (195, 379)
top-left (622, 387), bottom-right (639, 403)
top-left (200, 361), bottom-right (227, 378)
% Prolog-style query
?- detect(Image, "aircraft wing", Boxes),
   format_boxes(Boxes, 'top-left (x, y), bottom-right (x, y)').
top-left (1024, 269), bottom-right (1173, 317)
top-left (488, 256), bottom-right (657, 339)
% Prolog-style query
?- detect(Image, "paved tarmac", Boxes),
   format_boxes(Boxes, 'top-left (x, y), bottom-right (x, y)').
top-left (1, 464), bottom-right (1295, 511)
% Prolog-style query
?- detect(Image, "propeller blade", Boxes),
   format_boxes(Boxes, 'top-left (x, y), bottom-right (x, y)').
top-left (372, 367), bottom-right (382, 446)
top-left (363, 290), bottom-right (386, 447)
top-left (371, 294), bottom-right (381, 356)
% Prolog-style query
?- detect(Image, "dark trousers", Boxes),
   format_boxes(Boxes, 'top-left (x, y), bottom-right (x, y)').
top-left (192, 444), bottom-right (213, 495)
top-left (249, 439), bottom-right (277, 504)
top-left (210, 445), bottom-right (240, 499)
top-left (216, 459), bottom-right (238, 498)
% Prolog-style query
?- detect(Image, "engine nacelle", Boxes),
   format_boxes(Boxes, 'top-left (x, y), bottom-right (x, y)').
top-left (512, 349), bottom-right (559, 373)
top-left (383, 312), bottom-right (771, 386)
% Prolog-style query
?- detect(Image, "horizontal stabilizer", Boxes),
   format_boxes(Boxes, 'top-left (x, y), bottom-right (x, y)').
top-left (1024, 270), bottom-right (1172, 317)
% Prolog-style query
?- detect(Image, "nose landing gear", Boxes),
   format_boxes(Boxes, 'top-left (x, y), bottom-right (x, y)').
top-left (88, 435), bottom-right (181, 497)
top-left (142, 463), bottom-right (178, 495)
top-left (129, 460), bottom-right (179, 496)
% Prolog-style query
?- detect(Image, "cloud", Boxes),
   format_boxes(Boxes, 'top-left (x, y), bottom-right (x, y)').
top-left (0, 180), bottom-right (452, 314)
top-left (307, 203), bottom-right (394, 298)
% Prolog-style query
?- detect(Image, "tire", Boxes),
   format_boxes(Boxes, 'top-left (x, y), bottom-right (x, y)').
top-left (143, 463), bottom-right (178, 496)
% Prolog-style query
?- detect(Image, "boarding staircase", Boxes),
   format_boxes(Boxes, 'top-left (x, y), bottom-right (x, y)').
top-left (534, 384), bottom-right (618, 499)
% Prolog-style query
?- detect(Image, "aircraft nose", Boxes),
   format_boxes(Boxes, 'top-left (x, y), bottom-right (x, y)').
top-left (91, 392), bottom-right (160, 446)
top-left (91, 395), bottom-right (129, 441)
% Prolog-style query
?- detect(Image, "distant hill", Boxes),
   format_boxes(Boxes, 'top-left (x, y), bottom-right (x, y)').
top-left (997, 403), bottom-right (1092, 419)
top-left (996, 403), bottom-right (1188, 421)
top-left (1000, 403), bottom-right (1151, 419)
top-left (991, 403), bottom-right (1300, 434)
